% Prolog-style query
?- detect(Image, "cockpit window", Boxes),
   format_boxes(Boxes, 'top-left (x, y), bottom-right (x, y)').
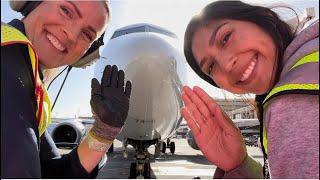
top-left (111, 25), bottom-right (177, 39)
top-left (148, 26), bottom-right (177, 38)
top-left (111, 26), bottom-right (146, 39)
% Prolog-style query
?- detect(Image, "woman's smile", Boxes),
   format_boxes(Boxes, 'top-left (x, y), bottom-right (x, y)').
top-left (237, 53), bottom-right (258, 85)
top-left (45, 31), bottom-right (67, 53)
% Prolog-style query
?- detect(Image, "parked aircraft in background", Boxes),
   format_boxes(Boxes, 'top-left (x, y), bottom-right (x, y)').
top-left (186, 118), bottom-right (260, 150)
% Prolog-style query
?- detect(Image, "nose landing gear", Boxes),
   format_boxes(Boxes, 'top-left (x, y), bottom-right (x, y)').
top-left (126, 138), bottom-right (176, 178)
top-left (127, 138), bottom-right (157, 179)
top-left (129, 159), bottom-right (151, 179)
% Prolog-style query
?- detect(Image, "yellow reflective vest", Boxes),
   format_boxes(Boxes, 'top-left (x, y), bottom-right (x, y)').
top-left (1, 23), bottom-right (51, 136)
top-left (262, 51), bottom-right (319, 155)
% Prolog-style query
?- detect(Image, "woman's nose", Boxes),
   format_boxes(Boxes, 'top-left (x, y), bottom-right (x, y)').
top-left (62, 27), bottom-right (78, 44)
top-left (217, 54), bottom-right (238, 73)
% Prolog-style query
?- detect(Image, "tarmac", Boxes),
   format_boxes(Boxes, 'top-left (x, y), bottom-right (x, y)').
top-left (54, 121), bottom-right (264, 179)
top-left (94, 137), bottom-right (264, 179)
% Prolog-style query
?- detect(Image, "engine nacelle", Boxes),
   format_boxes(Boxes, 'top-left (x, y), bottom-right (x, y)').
top-left (51, 120), bottom-right (86, 148)
top-left (186, 130), bottom-right (199, 150)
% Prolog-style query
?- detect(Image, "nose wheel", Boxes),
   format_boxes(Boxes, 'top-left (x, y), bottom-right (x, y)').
top-left (129, 163), bottom-right (136, 178)
top-left (127, 138), bottom-right (155, 179)
top-left (129, 162), bottom-right (151, 179)
top-left (161, 141), bottom-right (166, 153)
top-left (169, 141), bottom-right (175, 154)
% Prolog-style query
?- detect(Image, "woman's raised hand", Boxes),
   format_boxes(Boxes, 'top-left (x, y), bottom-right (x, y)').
top-left (181, 86), bottom-right (247, 172)
top-left (90, 65), bottom-right (132, 144)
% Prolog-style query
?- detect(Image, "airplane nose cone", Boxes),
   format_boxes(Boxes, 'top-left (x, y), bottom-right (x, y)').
top-left (96, 32), bottom-right (182, 140)
top-left (100, 33), bottom-right (179, 69)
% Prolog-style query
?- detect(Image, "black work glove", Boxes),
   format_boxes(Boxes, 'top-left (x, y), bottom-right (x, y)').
top-left (90, 65), bottom-right (132, 142)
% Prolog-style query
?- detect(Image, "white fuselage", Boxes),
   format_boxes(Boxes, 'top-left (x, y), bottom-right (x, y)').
top-left (94, 29), bottom-right (186, 141)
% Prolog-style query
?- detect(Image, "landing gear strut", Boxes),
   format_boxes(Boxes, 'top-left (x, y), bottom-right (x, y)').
top-left (154, 142), bottom-right (161, 158)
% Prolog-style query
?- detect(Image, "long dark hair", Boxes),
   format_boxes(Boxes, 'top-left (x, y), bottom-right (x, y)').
top-left (184, 1), bottom-right (294, 88)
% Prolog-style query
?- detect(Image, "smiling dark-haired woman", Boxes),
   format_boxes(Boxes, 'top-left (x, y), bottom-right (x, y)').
top-left (1, 1), bottom-right (132, 178)
top-left (182, 1), bottom-right (318, 179)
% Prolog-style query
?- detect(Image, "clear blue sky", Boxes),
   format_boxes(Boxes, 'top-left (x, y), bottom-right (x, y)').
top-left (3, 0), bottom-right (316, 118)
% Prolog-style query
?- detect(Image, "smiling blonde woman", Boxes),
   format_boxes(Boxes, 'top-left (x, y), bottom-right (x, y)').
top-left (1, 1), bottom-right (132, 178)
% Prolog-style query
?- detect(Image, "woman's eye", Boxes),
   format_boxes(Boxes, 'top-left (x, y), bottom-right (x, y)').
top-left (222, 32), bottom-right (231, 46)
top-left (61, 6), bottom-right (71, 17)
top-left (208, 63), bottom-right (214, 74)
top-left (83, 31), bottom-right (92, 41)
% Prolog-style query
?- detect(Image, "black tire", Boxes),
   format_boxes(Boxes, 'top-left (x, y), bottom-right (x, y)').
top-left (129, 163), bottom-right (136, 179)
top-left (107, 143), bottom-right (114, 153)
top-left (169, 142), bottom-right (175, 154)
top-left (143, 163), bottom-right (151, 179)
top-left (161, 142), bottom-right (166, 153)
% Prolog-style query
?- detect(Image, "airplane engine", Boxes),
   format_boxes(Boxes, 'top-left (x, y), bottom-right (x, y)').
top-left (51, 120), bottom-right (86, 148)
top-left (186, 130), bottom-right (200, 150)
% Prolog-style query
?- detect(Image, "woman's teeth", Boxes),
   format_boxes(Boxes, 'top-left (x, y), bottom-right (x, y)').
top-left (240, 57), bottom-right (257, 82)
top-left (46, 33), bottom-right (66, 52)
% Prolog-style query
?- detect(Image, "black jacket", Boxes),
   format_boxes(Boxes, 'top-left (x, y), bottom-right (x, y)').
top-left (1, 19), bottom-right (101, 178)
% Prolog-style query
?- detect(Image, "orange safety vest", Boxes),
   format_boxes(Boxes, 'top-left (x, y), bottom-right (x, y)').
top-left (1, 23), bottom-right (51, 136)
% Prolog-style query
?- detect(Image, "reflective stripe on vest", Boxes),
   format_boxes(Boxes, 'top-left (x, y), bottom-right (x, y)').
top-left (290, 51), bottom-right (319, 71)
top-left (262, 51), bottom-right (319, 154)
top-left (1, 23), bottom-right (51, 136)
